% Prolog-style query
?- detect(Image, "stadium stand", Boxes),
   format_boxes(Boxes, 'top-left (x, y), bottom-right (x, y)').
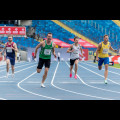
top-left (59, 20), bottom-right (120, 50)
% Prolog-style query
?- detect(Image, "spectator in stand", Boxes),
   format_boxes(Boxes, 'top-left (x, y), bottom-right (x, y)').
top-left (8, 20), bottom-right (11, 26)
top-left (93, 51), bottom-right (96, 63)
top-left (14, 20), bottom-right (18, 26)
top-left (58, 52), bottom-right (61, 62)
top-left (17, 52), bottom-right (20, 62)
top-left (32, 51), bottom-right (35, 61)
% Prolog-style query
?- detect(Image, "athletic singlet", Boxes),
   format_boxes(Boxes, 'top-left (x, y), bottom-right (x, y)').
top-left (39, 40), bottom-right (53, 59)
top-left (70, 43), bottom-right (81, 60)
top-left (98, 41), bottom-right (110, 58)
top-left (6, 42), bottom-right (15, 58)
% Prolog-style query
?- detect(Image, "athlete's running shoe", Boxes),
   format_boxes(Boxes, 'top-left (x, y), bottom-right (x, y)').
top-left (41, 84), bottom-right (46, 88)
top-left (12, 74), bottom-right (15, 78)
top-left (104, 80), bottom-right (108, 84)
top-left (74, 75), bottom-right (77, 79)
top-left (6, 72), bottom-right (9, 78)
top-left (70, 74), bottom-right (72, 78)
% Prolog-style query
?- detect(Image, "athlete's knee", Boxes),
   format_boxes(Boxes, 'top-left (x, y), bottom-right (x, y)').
top-left (12, 66), bottom-right (14, 70)
top-left (75, 63), bottom-right (78, 67)
top-left (70, 65), bottom-right (73, 69)
top-left (45, 68), bottom-right (49, 74)
top-left (98, 66), bottom-right (102, 70)
top-left (105, 66), bottom-right (108, 71)
top-left (37, 69), bottom-right (41, 73)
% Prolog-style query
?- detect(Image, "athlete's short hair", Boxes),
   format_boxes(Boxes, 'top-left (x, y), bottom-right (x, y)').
top-left (8, 34), bottom-right (13, 38)
top-left (74, 36), bottom-right (79, 41)
top-left (104, 35), bottom-right (108, 38)
top-left (47, 32), bottom-right (53, 36)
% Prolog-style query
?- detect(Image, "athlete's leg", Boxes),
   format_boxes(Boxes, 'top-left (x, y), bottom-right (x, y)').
top-left (98, 66), bottom-right (102, 70)
top-left (104, 64), bottom-right (109, 80)
top-left (104, 57), bottom-right (109, 84)
top-left (41, 67), bottom-right (49, 84)
top-left (11, 65), bottom-right (15, 74)
top-left (37, 69), bottom-right (42, 73)
top-left (6, 59), bottom-right (10, 73)
top-left (6, 58), bottom-right (10, 78)
top-left (70, 65), bottom-right (73, 74)
top-left (70, 59), bottom-right (74, 78)
top-left (74, 59), bottom-right (79, 75)
top-left (37, 58), bottom-right (44, 73)
top-left (10, 57), bottom-right (15, 75)
top-left (98, 58), bottom-right (104, 70)
top-left (41, 59), bottom-right (51, 87)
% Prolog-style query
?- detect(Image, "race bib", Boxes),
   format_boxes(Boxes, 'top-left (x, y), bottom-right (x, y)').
top-left (103, 49), bottom-right (109, 54)
top-left (44, 49), bottom-right (51, 55)
top-left (73, 49), bottom-right (79, 54)
top-left (6, 47), bottom-right (12, 53)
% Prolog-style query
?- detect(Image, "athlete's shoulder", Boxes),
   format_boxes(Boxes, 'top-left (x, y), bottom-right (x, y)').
top-left (52, 42), bottom-right (56, 47)
top-left (108, 42), bottom-right (111, 47)
top-left (98, 42), bottom-right (102, 46)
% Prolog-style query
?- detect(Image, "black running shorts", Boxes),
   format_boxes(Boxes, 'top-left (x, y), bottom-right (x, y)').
top-left (70, 58), bottom-right (79, 66)
top-left (37, 58), bottom-right (51, 69)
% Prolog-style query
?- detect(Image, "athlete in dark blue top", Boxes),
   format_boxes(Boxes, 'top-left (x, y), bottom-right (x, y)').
top-left (0, 35), bottom-right (18, 78)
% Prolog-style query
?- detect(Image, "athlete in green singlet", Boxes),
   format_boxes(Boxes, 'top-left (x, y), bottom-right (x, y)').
top-left (34, 33), bottom-right (57, 88)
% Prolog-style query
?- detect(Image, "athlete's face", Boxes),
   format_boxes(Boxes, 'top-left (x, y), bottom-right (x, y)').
top-left (74, 38), bottom-right (79, 44)
top-left (47, 34), bottom-right (52, 42)
top-left (8, 37), bottom-right (13, 42)
top-left (104, 36), bottom-right (109, 42)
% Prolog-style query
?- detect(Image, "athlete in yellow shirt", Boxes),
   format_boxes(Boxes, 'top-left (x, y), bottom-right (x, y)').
top-left (96, 35), bottom-right (117, 84)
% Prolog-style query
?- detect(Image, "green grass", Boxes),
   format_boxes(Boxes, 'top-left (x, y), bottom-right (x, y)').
top-left (110, 64), bottom-right (120, 69)
top-left (93, 62), bottom-right (120, 69)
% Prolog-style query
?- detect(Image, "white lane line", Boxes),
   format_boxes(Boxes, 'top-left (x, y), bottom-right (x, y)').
top-left (80, 62), bottom-right (120, 85)
top-left (0, 81), bottom-right (14, 83)
top-left (89, 82), bottom-right (106, 84)
top-left (81, 62), bottom-right (120, 76)
top-left (17, 71), bottom-right (60, 100)
top-left (0, 64), bottom-right (37, 79)
top-left (0, 98), bottom-right (7, 100)
top-left (0, 62), bottom-right (36, 73)
top-left (26, 82), bottom-right (79, 84)
top-left (0, 61), bottom-right (27, 68)
top-left (85, 61), bottom-right (120, 69)
top-left (77, 63), bottom-right (120, 93)
top-left (66, 62), bottom-right (115, 100)
top-left (51, 62), bottom-right (112, 100)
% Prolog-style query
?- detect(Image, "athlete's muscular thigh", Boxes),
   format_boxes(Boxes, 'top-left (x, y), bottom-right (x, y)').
top-left (6, 59), bottom-right (10, 64)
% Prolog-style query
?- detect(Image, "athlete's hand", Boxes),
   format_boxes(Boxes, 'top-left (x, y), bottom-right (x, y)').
top-left (11, 47), bottom-right (14, 50)
top-left (0, 52), bottom-right (2, 56)
top-left (71, 49), bottom-right (74, 53)
top-left (81, 54), bottom-right (84, 58)
top-left (54, 54), bottom-right (57, 58)
top-left (96, 57), bottom-right (99, 61)
top-left (34, 55), bottom-right (36, 58)
top-left (114, 50), bottom-right (118, 52)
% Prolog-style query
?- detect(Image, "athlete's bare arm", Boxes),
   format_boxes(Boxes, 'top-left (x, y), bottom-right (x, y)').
top-left (96, 43), bottom-right (102, 61)
top-left (34, 41), bottom-right (45, 58)
top-left (67, 45), bottom-right (74, 53)
top-left (109, 43), bottom-right (117, 52)
top-left (12, 43), bottom-right (18, 52)
top-left (0, 43), bottom-right (7, 55)
top-left (52, 43), bottom-right (57, 58)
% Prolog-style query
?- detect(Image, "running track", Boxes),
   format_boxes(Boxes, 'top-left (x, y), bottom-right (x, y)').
top-left (0, 61), bottom-right (120, 100)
